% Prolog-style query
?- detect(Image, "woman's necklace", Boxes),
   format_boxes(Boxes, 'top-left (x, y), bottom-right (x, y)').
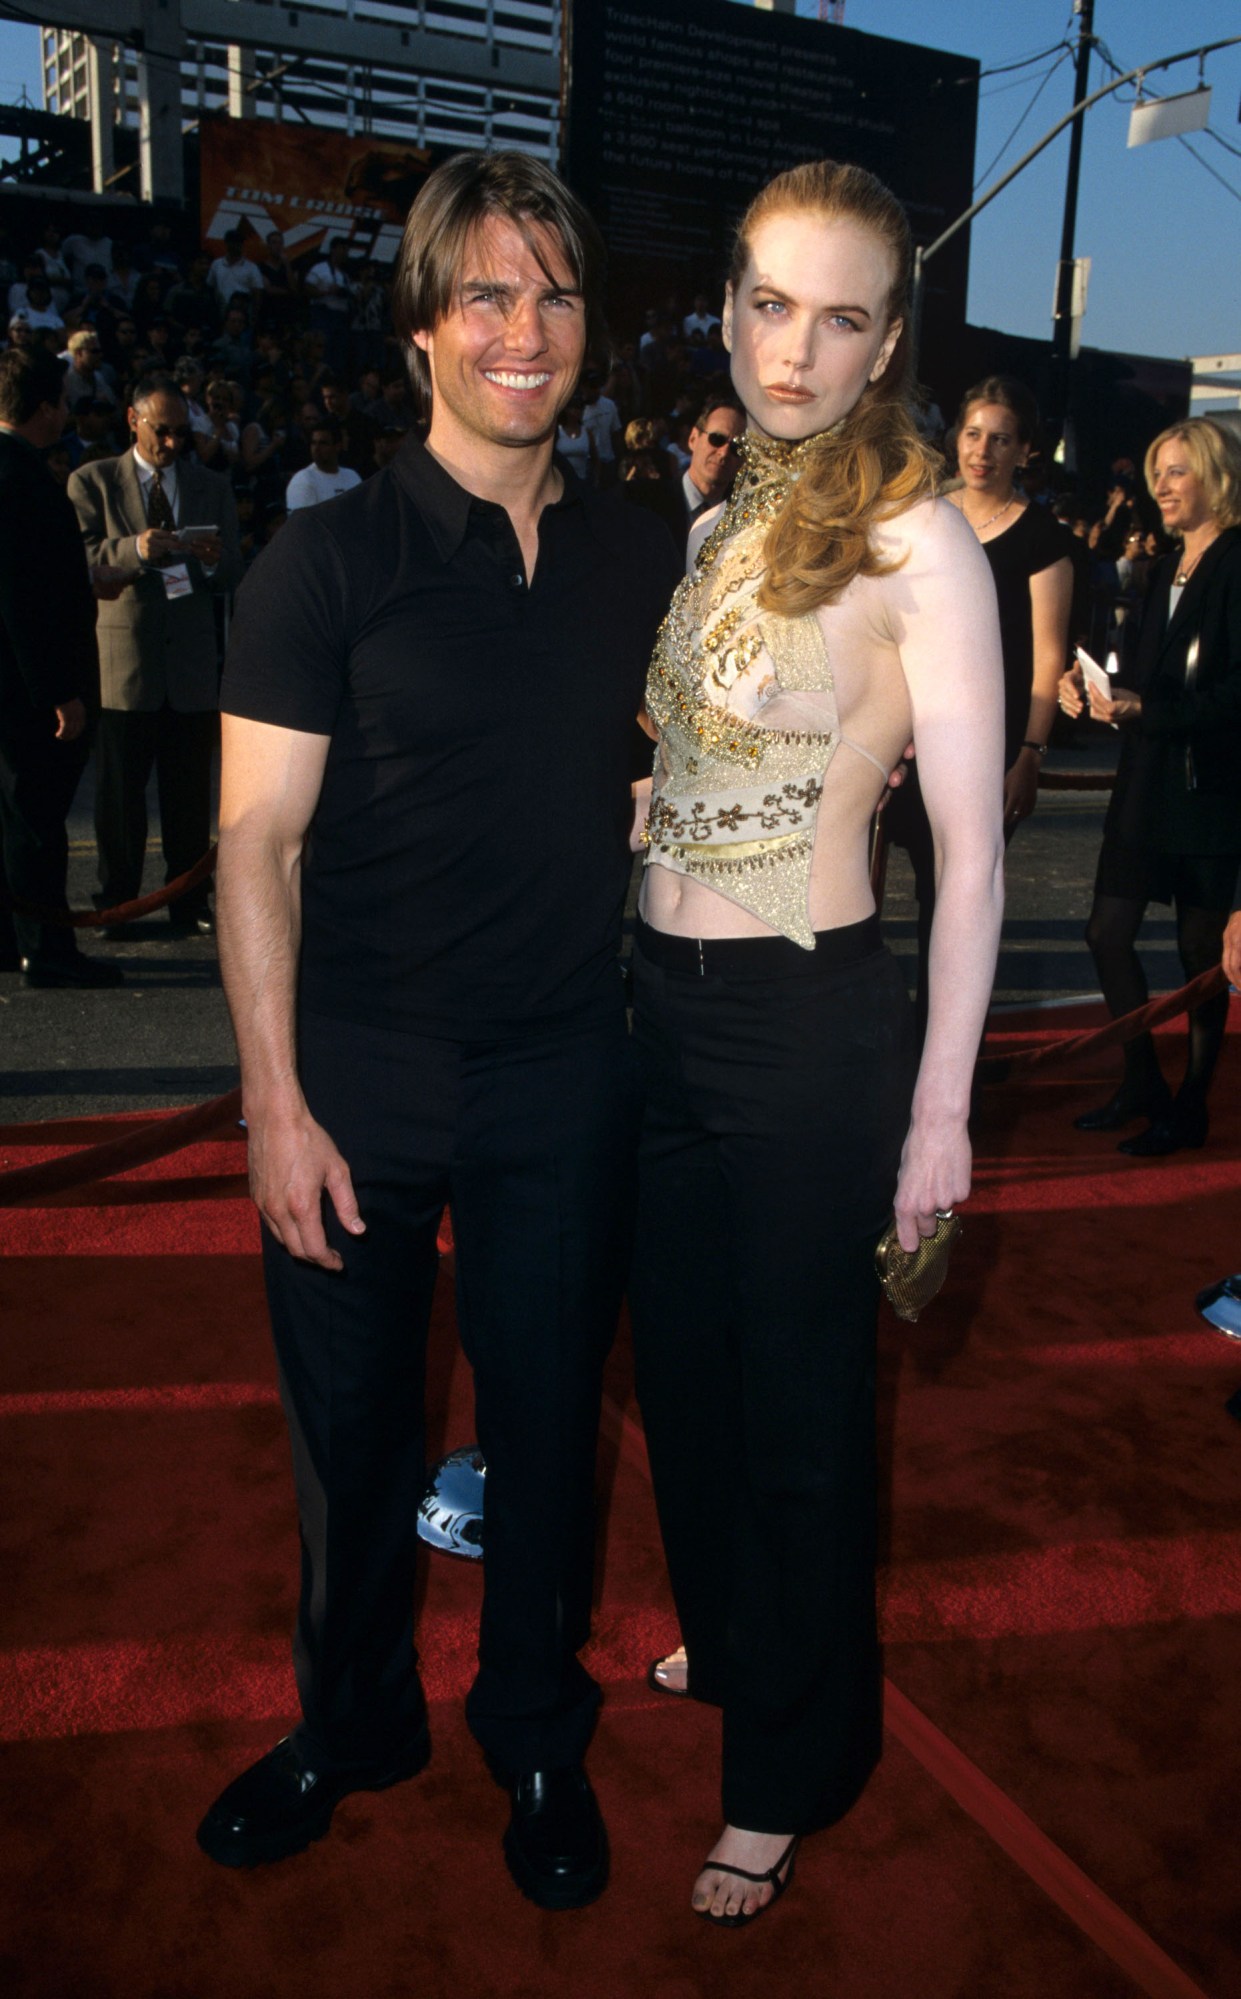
top-left (960, 493), bottom-right (1015, 536)
top-left (1174, 531), bottom-right (1219, 587)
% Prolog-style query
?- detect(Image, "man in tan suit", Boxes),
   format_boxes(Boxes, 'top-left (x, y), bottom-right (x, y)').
top-left (69, 375), bottom-right (242, 934)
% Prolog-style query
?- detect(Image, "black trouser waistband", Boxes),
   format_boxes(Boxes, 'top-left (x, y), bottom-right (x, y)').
top-left (633, 912), bottom-right (883, 978)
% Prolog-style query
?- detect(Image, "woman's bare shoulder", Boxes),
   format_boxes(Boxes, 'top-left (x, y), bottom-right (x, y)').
top-left (874, 491), bottom-right (982, 570)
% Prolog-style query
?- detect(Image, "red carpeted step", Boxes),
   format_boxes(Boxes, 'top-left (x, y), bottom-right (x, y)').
top-left (1, 1025), bottom-right (1239, 1994)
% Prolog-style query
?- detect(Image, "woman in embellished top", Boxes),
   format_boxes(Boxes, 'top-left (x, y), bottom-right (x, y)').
top-left (628, 161), bottom-right (1005, 1926)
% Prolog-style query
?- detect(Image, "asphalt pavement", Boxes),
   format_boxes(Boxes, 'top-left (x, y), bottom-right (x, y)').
top-left (1, 732), bottom-right (1178, 1126)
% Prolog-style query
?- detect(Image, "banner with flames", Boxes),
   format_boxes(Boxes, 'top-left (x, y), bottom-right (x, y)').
top-left (200, 116), bottom-right (436, 269)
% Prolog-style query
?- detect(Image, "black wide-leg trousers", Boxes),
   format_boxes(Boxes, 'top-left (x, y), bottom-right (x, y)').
top-left (628, 919), bottom-right (916, 1833)
top-left (0, 712), bottom-right (89, 964)
top-left (261, 1003), bottom-right (640, 1777)
top-left (93, 705), bottom-right (216, 914)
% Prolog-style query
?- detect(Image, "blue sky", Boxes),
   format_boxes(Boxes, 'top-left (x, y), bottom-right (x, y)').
top-left (1, 1), bottom-right (1237, 360)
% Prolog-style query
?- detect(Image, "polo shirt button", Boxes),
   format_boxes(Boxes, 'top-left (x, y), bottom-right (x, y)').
top-left (510, 574), bottom-right (523, 589)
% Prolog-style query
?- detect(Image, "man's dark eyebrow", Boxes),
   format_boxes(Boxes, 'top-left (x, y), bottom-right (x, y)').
top-left (460, 277), bottom-right (584, 297)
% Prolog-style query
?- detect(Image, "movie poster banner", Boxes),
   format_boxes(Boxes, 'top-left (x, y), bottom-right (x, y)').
top-left (200, 116), bottom-right (436, 269)
top-left (564, 0), bottom-right (979, 336)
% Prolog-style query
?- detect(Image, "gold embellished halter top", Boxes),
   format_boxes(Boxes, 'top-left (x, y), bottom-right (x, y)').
top-left (643, 429), bottom-right (889, 949)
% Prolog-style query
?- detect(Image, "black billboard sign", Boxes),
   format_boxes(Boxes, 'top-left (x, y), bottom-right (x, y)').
top-left (564, 0), bottom-right (979, 344)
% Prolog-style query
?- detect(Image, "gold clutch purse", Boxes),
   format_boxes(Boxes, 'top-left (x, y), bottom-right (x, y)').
top-left (874, 1210), bottom-right (962, 1322)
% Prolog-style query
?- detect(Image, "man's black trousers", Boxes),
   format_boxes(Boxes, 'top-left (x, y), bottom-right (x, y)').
top-left (0, 712), bottom-right (89, 964)
top-left (262, 1003), bottom-right (640, 1777)
top-left (93, 705), bottom-right (216, 916)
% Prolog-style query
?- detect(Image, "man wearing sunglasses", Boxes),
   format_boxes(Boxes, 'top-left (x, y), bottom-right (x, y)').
top-left (68, 376), bottom-right (242, 937)
top-left (679, 396), bottom-right (745, 553)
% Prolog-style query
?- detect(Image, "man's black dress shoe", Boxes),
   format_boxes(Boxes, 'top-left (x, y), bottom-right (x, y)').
top-left (500, 1764), bottom-right (609, 1910)
top-left (1118, 1105), bottom-right (1209, 1158)
top-left (168, 909), bottom-right (215, 937)
top-left (196, 1727), bottom-right (430, 1868)
top-left (1074, 1082), bottom-right (1171, 1132)
top-left (20, 953), bottom-right (124, 989)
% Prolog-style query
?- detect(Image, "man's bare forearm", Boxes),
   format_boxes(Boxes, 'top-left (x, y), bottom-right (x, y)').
top-left (217, 823), bottom-right (306, 1118)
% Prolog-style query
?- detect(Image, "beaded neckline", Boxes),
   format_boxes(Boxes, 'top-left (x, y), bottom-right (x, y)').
top-left (695, 419), bottom-right (846, 574)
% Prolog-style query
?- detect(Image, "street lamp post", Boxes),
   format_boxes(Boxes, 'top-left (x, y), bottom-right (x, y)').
top-left (1049, 0), bottom-right (1096, 449)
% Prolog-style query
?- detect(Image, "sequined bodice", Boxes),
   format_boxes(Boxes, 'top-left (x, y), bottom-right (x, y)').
top-left (643, 431), bottom-right (853, 949)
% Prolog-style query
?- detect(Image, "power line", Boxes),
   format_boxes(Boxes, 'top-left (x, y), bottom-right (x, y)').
top-left (973, 49), bottom-right (1072, 191)
top-left (1178, 134), bottom-right (1241, 205)
top-left (975, 40), bottom-right (1074, 81)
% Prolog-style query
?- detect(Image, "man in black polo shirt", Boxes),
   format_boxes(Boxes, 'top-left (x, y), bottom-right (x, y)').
top-left (197, 153), bottom-right (679, 1906)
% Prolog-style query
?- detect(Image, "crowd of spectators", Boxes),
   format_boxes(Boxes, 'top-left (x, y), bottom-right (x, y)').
top-left (0, 209), bottom-right (1182, 594)
top-left (0, 215), bottom-right (419, 560)
top-left (0, 202), bottom-right (1197, 989)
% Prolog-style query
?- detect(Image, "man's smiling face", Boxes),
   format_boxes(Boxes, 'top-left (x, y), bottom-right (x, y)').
top-left (412, 214), bottom-right (586, 458)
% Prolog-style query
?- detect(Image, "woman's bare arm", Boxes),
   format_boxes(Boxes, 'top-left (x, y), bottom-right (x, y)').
top-left (1005, 554), bottom-right (1072, 823)
top-left (886, 500), bottom-right (1007, 1249)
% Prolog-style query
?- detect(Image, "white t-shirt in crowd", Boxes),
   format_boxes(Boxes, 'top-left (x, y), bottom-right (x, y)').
top-left (286, 463), bottom-right (363, 511)
top-left (304, 260), bottom-right (356, 310)
top-left (683, 311), bottom-right (720, 339)
top-left (582, 395), bottom-right (620, 463)
top-left (208, 255), bottom-right (265, 309)
top-left (61, 233), bottom-right (112, 284)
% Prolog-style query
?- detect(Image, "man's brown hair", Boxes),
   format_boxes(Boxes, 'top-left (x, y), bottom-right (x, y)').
top-left (391, 150), bottom-right (608, 416)
top-left (0, 347), bottom-right (66, 426)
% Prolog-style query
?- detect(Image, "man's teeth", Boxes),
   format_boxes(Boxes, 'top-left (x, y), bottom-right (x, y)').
top-left (485, 370), bottom-right (551, 388)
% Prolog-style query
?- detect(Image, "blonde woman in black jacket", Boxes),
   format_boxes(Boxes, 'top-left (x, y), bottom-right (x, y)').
top-left (1062, 416), bottom-right (1241, 1156)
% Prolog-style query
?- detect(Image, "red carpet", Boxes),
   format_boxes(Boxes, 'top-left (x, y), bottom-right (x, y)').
top-left (1, 1003), bottom-right (1239, 1996)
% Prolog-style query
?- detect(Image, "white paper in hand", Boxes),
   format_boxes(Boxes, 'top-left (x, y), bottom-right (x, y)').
top-left (1075, 646), bottom-right (1119, 728)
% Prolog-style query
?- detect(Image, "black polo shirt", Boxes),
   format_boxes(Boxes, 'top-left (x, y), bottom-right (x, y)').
top-left (221, 436), bottom-right (680, 1035)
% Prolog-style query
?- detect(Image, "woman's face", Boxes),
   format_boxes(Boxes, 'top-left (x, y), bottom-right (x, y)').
top-left (955, 402), bottom-right (1028, 496)
top-left (1150, 439), bottom-right (1213, 537)
top-left (722, 210), bottom-right (900, 441)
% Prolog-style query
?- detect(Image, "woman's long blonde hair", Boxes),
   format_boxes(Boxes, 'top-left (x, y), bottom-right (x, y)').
top-left (730, 161), bottom-right (939, 618)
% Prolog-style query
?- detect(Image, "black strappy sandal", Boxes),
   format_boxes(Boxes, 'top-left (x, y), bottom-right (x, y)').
top-left (695, 1835), bottom-right (800, 1929)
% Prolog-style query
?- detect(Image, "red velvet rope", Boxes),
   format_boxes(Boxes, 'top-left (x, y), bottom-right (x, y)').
top-left (0, 846), bottom-right (217, 928)
top-left (978, 966), bottom-right (1229, 1080)
top-left (0, 1088), bottom-right (242, 1207)
top-left (0, 969), bottom-right (1229, 1206)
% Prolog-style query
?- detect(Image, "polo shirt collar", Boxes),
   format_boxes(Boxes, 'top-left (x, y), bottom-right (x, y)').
top-left (393, 433), bottom-right (595, 564)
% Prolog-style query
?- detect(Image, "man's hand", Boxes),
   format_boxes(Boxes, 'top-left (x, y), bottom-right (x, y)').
top-left (136, 527), bottom-right (181, 565)
top-left (1223, 910), bottom-right (1241, 990)
top-left (54, 698), bottom-right (86, 742)
top-left (185, 533), bottom-right (223, 568)
top-left (90, 562), bottom-right (131, 600)
top-left (1087, 681), bottom-right (1140, 725)
top-left (246, 1100), bottom-right (366, 1271)
top-left (1003, 746), bottom-right (1040, 827)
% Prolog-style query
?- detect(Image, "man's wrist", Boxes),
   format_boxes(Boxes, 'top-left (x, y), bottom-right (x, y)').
top-left (1020, 740), bottom-right (1047, 758)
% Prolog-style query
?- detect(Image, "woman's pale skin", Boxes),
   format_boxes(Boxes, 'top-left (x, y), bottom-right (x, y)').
top-left (1059, 439), bottom-right (1221, 725)
top-left (633, 208), bottom-right (1005, 1919)
top-left (948, 401), bottom-right (1073, 825)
